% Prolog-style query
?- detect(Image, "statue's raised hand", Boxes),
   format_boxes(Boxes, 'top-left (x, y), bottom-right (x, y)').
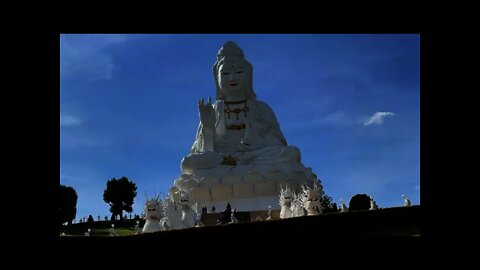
top-left (198, 97), bottom-right (215, 128)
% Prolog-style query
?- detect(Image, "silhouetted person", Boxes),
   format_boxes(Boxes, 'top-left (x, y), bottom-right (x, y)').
top-left (226, 203), bottom-right (231, 212)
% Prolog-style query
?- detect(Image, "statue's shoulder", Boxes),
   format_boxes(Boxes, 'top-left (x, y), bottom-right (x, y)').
top-left (252, 99), bottom-right (274, 113)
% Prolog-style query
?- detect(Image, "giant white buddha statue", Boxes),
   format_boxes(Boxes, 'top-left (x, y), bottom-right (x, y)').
top-left (169, 41), bottom-right (322, 211)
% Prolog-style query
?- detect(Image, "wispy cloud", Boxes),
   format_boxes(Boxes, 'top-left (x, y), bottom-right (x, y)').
top-left (60, 34), bottom-right (129, 81)
top-left (283, 111), bottom-right (353, 130)
top-left (364, 112), bottom-right (395, 126)
top-left (60, 114), bottom-right (82, 127)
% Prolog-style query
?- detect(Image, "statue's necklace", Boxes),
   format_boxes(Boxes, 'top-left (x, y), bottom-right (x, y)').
top-left (224, 100), bottom-right (249, 120)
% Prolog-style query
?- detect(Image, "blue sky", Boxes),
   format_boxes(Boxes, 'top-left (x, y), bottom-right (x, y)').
top-left (60, 34), bottom-right (420, 220)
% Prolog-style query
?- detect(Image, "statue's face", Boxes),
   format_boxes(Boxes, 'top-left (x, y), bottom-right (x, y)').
top-left (281, 188), bottom-right (293, 204)
top-left (145, 200), bottom-right (161, 218)
top-left (180, 197), bottom-right (190, 206)
top-left (217, 59), bottom-right (250, 98)
top-left (282, 195), bottom-right (292, 204)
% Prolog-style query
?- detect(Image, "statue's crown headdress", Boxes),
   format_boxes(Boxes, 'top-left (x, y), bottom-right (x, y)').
top-left (280, 185), bottom-right (293, 197)
top-left (217, 41), bottom-right (245, 61)
top-left (213, 41), bottom-right (256, 101)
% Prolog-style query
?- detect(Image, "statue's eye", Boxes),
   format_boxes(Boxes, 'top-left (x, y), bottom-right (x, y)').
top-left (221, 72), bottom-right (230, 75)
top-left (236, 71), bottom-right (243, 74)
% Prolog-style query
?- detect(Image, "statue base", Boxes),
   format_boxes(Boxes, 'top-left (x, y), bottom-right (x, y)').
top-left (169, 162), bottom-right (321, 212)
top-left (198, 195), bottom-right (280, 212)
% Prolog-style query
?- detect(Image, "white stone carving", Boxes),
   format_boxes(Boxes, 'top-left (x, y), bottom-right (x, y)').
top-left (339, 199), bottom-right (349, 213)
top-left (142, 195), bottom-right (163, 234)
top-left (300, 183), bottom-right (323, 215)
top-left (290, 192), bottom-right (305, 217)
top-left (279, 186), bottom-right (293, 219)
top-left (402, 194), bottom-right (411, 207)
top-left (369, 196), bottom-right (379, 210)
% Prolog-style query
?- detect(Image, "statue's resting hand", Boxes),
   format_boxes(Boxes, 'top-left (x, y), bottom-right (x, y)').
top-left (181, 151), bottom-right (222, 174)
top-left (198, 97), bottom-right (215, 129)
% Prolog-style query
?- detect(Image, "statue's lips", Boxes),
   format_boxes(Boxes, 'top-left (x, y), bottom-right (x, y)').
top-left (229, 82), bottom-right (238, 86)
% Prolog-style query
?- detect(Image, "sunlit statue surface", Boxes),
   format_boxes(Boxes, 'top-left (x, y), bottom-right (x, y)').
top-left (170, 41), bottom-right (321, 211)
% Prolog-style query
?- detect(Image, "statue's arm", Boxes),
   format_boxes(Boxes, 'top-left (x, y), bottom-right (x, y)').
top-left (192, 98), bottom-right (216, 153)
top-left (191, 98), bottom-right (215, 153)
top-left (201, 125), bottom-right (215, 152)
top-left (255, 101), bottom-right (288, 146)
top-left (191, 122), bottom-right (215, 153)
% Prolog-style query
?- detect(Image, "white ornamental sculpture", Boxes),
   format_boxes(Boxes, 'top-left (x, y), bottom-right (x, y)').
top-left (266, 205), bottom-right (273, 220)
top-left (142, 195), bottom-right (163, 234)
top-left (160, 189), bottom-right (197, 230)
top-left (160, 197), bottom-right (184, 230)
top-left (230, 212), bottom-right (239, 223)
top-left (134, 221), bottom-right (141, 235)
top-left (300, 183), bottom-right (323, 216)
top-left (279, 186), bottom-right (294, 219)
top-left (369, 196), bottom-right (379, 210)
top-left (290, 192), bottom-right (305, 217)
top-left (339, 199), bottom-right (348, 213)
top-left (178, 190), bottom-right (197, 228)
top-left (109, 224), bottom-right (118, 237)
top-left (169, 41), bottom-right (322, 212)
top-left (402, 194), bottom-right (411, 207)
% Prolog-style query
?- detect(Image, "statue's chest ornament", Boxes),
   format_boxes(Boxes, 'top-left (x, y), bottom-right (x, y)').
top-left (224, 100), bottom-right (249, 130)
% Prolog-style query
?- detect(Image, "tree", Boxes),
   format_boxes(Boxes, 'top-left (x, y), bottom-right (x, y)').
top-left (321, 193), bottom-right (337, 213)
top-left (349, 194), bottom-right (371, 211)
top-left (60, 185), bottom-right (78, 227)
top-left (87, 214), bottom-right (94, 223)
top-left (103, 176), bottom-right (137, 221)
top-left (218, 202), bottom-right (232, 224)
top-left (331, 203), bottom-right (339, 213)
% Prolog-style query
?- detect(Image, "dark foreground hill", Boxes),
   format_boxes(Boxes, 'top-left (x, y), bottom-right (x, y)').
top-left (129, 205), bottom-right (420, 237)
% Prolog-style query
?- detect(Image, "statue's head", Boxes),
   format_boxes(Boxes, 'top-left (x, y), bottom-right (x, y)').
top-left (301, 184), bottom-right (321, 202)
top-left (280, 186), bottom-right (293, 205)
top-left (213, 41), bottom-right (256, 101)
top-left (179, 190), bottom-right (191, 206)
top-left (144, 198), bottom-right (162, 220)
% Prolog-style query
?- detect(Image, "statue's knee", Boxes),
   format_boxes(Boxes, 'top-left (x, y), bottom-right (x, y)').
top-left (181, 152), bottom-right (222, 171)
top-left (287, 146), bottom-right (301, 162)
